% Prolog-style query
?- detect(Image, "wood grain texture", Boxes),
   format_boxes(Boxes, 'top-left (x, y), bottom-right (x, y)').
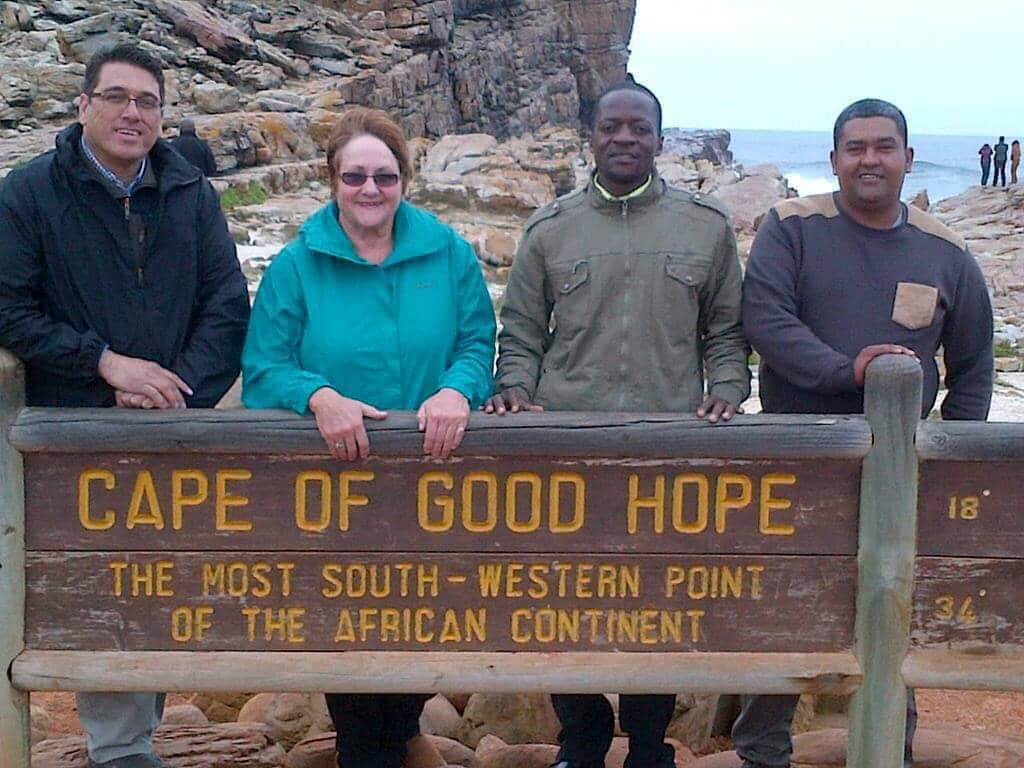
top-left (913, 557), bottom-right (1024, 650)
top-left (848, 355), bottom-right (921, 768)
top-left (24, 552), bottom-right (856, 653)
top-left (10, 408), bottom-right (873, 458)
top-left (918, 421), bottom-right (1024, 461)
top-left (0, 349), bottom-right (29, 768)
top-left (10, 650), bottom-right (862, 694)
top-left (904, 649), bottom-right (1024, 690)
top-left (24, 453), bottom-right (861, 554)
top-left (917, 461), bottom-right (1024, 558)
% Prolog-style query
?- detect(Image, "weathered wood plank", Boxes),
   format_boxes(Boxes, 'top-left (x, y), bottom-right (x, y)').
top-left (24, 552), bottom-right (856, 653)
top-left (917, 421), bottom-right (1024, 461)
top-left (10, 408), bottom-right (873, 458)
top-left (917, 461), bottom-right (1024, 558)
top-left (904, 649), bottom-right (1024, 690)
top-left (0, 349), bottom-right (29, 768)
top-left (24, 453), bottom-right (861, 554)
top-left (848, 355), bottom-right (921, 768)
top-left (913, 557), bottom-right (1024, 650)
top-left (10, 650), bottom-right (862, 694)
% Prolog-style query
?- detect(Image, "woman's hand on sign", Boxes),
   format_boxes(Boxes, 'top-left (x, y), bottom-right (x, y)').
top-left (482, 386), bottom-right (544, 415)
top-left (418, 387), bottom-right (470, 459)
top-left (308, 387), bottom-right (388, 460)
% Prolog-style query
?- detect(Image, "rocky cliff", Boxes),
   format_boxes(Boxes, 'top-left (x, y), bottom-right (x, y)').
top-left (1, 0), bottom-right (633, 170)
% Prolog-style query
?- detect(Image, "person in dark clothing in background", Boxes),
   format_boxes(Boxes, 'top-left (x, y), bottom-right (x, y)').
top-left (738, 98), bottom-right (993, 768)
top-left (0, 43), bottom-right (250, 768)
top-left (170, 118), bottom-right (217, 176)
top-left (978, 142), bottom-right (992, 185)
top-left (993, 136), bottom-right (1009, 187)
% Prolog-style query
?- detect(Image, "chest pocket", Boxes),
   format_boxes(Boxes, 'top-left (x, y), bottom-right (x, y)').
top-left (550, 259), bottom-right (591, 335)
top-left (665, 252), bottom-right (714, 293)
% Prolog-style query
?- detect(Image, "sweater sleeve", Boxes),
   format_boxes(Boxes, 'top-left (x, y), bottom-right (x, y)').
top-left (241, 247), bottom-right (332, 414)
top-left (495, 223), bottom-right (551, 396)
top-left (701, 220), bottom-right (751, 405)
top-left (742, 210), bottom-right (858, 395)
top-left (436, 236), bottom-right (496, 407)
top-left (172, 181), bottom-right (251, 407)
top-left (0, 171), bottom-right (108, 380)
top-left (940, 252), bottom-right (993, 420)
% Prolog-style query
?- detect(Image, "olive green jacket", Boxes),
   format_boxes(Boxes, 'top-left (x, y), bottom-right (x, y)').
top-left (496, 172), bottom-right (750, 412)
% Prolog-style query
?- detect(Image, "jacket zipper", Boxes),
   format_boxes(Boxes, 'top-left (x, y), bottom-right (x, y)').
top-left (124, 196), bottom-right (144, 287)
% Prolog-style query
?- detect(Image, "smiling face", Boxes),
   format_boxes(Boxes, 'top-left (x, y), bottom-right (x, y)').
top-left (333, 133), bottom-right (403, 238)
top-left (591, 89), bottom-right (663, 196)
top-left (830, 116), bottom-right (914, 227)
top-left (77, 62), bottom-right (162, 179)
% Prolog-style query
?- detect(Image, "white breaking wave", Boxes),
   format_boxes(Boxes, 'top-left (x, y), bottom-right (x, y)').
top-left (785, 172), bottom-right (837, 197)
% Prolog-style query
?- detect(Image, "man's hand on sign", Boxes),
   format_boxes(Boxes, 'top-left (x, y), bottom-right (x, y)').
top-left (418, 387), bottom-right (470, 459)
top-left (482, 385), bottom-right (544, 415)
top-left (697, 395), bottom-right (742, 424)
top-left (98, 349), bottom-right (192, 409)
top-left (853, 344), bottom-right (919, 388)
top-left (308, 387), bottom-right (388, 460)
top-left (115, 390), bottom-right (162, 409)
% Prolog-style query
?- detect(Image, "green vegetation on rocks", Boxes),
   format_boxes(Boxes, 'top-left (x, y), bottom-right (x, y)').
top-left (220, 182), bottom-right (270, 211)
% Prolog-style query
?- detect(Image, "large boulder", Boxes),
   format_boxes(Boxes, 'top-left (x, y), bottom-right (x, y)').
top-left (688, 725), bottom-right (1024, 767)
top-left (421, 694), bottom-right (464, 740)
top-left (474, 734), bottom-right (558, 768)
top-left (32, 723), bottom-right (287, 767)
top-left (457, 693), bottom-right (561, 749)
top-left (708, 166), bottom-right (793, 234)
top-left (238, 693), bottom-right (331, 752)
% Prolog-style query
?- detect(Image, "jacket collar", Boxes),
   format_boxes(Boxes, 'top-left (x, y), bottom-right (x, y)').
top-left (301, 199), bottom-right (448, 267)
top-left (587, 169), bottom-right (664, 213)
top-left (55, 123), bottom-right (201, 193)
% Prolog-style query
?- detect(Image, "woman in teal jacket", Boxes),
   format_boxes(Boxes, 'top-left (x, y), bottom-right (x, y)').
top-left (241, 107), bottom-right (495, 768)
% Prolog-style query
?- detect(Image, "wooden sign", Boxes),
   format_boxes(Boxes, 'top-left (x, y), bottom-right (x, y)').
top-left (21, 443), bottom-right (863, 654)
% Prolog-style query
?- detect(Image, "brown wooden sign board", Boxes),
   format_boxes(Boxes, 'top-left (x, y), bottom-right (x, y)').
top-left (917, 462), bottom-right (1024, 559)
top-left (25, 553), bottom-right (856, 652)
top-left (24, 454), bottom-right (860, 554)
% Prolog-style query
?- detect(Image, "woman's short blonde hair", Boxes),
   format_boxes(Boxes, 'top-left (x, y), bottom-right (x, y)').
top-left (326, 107), bottom-right (412, 194)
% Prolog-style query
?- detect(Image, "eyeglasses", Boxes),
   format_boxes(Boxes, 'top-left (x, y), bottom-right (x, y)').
top-left (88, 89), bottom-right (162, 113)
top-left (339, 171), bottom-right (400, 188)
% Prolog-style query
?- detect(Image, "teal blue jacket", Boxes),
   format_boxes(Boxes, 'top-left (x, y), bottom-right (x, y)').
top-left (242, 200), bottom-right (495, 413)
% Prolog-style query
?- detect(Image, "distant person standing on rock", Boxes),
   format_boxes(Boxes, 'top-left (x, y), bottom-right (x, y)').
top-left (1011, 139), bottom-right (1020, 184)
top-left (485, 80), bottom-right (750, 768)
top-left (170, 118), bottom-right (217, 176)
top-left (979, 142), bottom-right (992, 185)
top-left (993, 136), bottom-right (1009, 186)
top-left (739, 97), bottom-right (993, 768)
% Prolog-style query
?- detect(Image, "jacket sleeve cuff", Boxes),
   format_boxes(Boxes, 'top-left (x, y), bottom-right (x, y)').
top-left (708, 382), bottom-right (748, 407)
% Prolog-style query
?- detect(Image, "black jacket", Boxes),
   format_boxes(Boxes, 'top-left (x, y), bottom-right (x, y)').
top-left (0, 123), bottom-right (250, 407)
top-left (170, 132), bottom-right (217, 177)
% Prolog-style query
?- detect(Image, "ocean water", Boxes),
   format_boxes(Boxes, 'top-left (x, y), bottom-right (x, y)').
top-left (728, 129), bottom-right (994, 204)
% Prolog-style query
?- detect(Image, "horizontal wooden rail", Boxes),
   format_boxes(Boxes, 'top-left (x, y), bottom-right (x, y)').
top-left (917, 421), bottom-right (1024, 461)
top-left (10, 408), bottom-right (873, 459)
top-left (11, 651), bottom-right (861, 695)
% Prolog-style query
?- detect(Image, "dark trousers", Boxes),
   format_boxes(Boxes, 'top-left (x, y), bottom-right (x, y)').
top-left (732, 690), bottom-right (916, 767)
top-left (325, 693), bottom-right (431, 768)
top-left (994, 160), bottom-right (1007, 186)
top-left (981, 160), bottom-right (991, 185)
top-left (551, 693), bottom-right (675, 768)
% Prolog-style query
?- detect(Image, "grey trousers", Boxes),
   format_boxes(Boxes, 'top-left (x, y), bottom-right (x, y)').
top-left (77, 692), bottom-right (166, 763)
top-left (732, 691), bottom-right (916, 767)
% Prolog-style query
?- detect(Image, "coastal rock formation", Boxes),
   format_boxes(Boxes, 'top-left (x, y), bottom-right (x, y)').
top-left (0, 0), bottom-right (634, 166)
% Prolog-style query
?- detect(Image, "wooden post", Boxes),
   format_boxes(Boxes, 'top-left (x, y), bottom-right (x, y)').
top-left (0, 349), bottom-right (29, 767)
top-left (848, 354), bottom-right (921, 768)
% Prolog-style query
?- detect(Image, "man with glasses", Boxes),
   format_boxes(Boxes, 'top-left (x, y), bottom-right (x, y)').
top-left (0, 44), bottom-right (250, 767)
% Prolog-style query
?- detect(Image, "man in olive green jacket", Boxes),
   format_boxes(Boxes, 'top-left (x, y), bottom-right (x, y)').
top-left (485, 81), bottom-right (750, 768)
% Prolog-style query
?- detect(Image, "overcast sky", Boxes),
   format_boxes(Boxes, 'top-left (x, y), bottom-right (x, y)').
top-left (629, 0), bottom-right (1022, 136)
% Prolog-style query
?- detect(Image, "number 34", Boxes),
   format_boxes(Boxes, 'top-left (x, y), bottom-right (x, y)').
top-left (934, 595), bottom-right (977, 624)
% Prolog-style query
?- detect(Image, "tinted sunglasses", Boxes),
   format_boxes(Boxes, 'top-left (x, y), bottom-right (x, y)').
top-left (340, 172), bottom-right (401, 188)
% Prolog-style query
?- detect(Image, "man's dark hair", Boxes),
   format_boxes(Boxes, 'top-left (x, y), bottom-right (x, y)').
top-left (592, 79), bottom-right (663, 135)
top-left (999, 136), bottom-right (1005, 142)
top-left (180, 118), bottom-right (196, 135)
top-left (833, 98), bottom-right (908, 148)
top-left (83, 43), bottom-right (165, 103)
